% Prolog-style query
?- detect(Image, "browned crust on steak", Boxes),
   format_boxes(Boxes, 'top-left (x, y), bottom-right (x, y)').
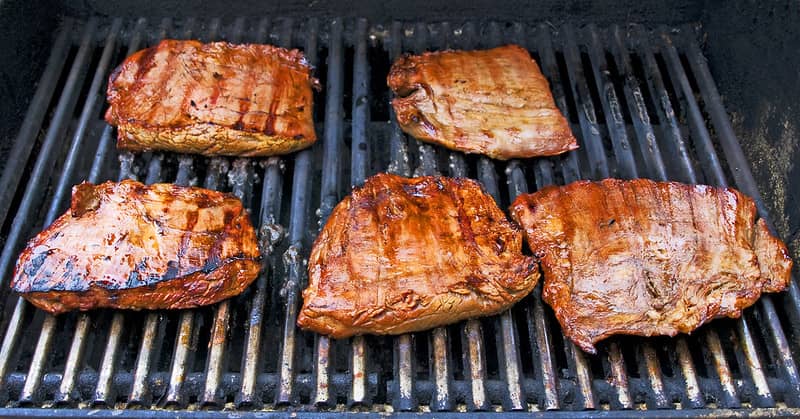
top-left (387, 45), bottom-right (578, 160)
top-left (510, 178), bottom-right (793, 354)
top-left (106, 40), bottom-right (318, 157)
top-left (11, 180), bottom-right (261, 314)
top-left (298, 173), bottom-right (540, 338)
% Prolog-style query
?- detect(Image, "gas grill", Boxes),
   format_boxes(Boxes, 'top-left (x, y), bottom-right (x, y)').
top-left (0, 3), bottom-right (799, 417)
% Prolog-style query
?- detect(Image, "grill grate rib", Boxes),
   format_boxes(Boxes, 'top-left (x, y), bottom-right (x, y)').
top-left (0, 17), bottom-right (797, 416)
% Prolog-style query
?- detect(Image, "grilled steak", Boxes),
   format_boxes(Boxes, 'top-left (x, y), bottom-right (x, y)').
top-left (106, 40), bottom-right (319, 157)
top-left (510, 178), bottom-right (793, 354)
top-left (387, 45), bottom-right (578, 160)
top-left (297, 173), bottom-right (540, 338)
top-left (11, 180), bottom-right (260, 314)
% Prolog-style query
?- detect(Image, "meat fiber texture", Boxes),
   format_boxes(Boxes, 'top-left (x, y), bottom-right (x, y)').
top-left (388, 44), bottom-right (578, 160)
top-left (106, 39), bottom-right (319, 157)
top-left (298, 173), bottom-right (540, 338)
top-left (510, 178), bottom-right (793, 353)
top-left (11, 180), bottom-right (260, 314)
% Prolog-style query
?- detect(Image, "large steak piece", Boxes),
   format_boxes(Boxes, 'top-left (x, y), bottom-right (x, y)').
top-left (12, 180), bottom-right (260, 314)
top-left (298, 173), bottom-right (540, 338)
top-left (510, 178), bottom-right (793, 353)
top-left (387, 45), bottom-right (578, 160)
top-left (106, 40), bottom-right (318, 157)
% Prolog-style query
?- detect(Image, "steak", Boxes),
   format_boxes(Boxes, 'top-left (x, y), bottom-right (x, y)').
top-left (297, 173), bottom-right (540, 338)
top-left (509, 178), bottom-right (793, 354)
top-left (105, 40), bottom-right (319, 157)
top-left (387, 45), bottom-right (578, 160)
top-left (11, 180), bottom-right (260, 314)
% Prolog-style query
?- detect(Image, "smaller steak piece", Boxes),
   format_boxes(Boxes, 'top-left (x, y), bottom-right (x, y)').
top-left (298, 173), bottom-right (540, 338)
top-left (387, 45), bottom-right (578, 160)
top-left (510, 179), bottom-right (793, 354)
top-left (106, 40), bottom-right (319, 157)
top-left (11, 180), bottom-right (260, 314)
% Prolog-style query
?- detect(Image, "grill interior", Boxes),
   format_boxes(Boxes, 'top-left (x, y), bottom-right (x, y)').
top-left (0, 16), bottom-right (799, 416)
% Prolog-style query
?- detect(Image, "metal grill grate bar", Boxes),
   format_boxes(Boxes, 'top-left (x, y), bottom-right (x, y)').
top-left (477, 21), bottom-right (527, 411)
top-left (348, 17), bottom-right (371, 407)
top-left (201, 18), bottom-right (251, 409)
top-left (385, 21), bottom-right (417, 413)
top-left (125, 18), bottom-right (169, 406)
top-left (312, 17), bottom-right (346, 408)
top-left (276, 18), bottom-right (317, 406)
top-left (237, 17), bottom-right (278, 409)
top-left (534, 24), bottom-right (595, 411)
top-left (406, 21), bottom-right (454, 412)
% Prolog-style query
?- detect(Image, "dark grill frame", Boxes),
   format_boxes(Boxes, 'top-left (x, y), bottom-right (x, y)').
top-left (0, 16), bottom-right (798, 416)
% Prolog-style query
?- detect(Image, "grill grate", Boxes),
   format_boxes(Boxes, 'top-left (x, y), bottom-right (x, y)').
top-left (0, 16), bottom-right (798, 416)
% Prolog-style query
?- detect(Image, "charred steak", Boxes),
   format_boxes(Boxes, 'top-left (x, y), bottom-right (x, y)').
top-left (11, 180), bottom-right (260, 314)
top-left (106, 40), bottom-right (319, 157)
top-left (387, 45), bottom-right (578, 160)
top-left (510, 178), bottom-right (793, 354)
top-left (297, 173), bottom-right (540, 338)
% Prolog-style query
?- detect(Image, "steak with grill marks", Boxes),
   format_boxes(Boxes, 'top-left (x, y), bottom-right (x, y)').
top-left (106, 40), bottom-right (319, 157)
top-left (11, 180), bottom-right (260, 314)
top-left (387, 45), bottom-right (578, 160)
top-left (297, 173), bottom-right (540, 338)
top-left (509, 178), bottom-right (793, 354)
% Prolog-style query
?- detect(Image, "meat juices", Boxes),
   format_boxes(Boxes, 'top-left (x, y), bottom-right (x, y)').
top-left (510, 178), bottom-right (792, 354)
top-left (298, 173), bottom-right (540, 338)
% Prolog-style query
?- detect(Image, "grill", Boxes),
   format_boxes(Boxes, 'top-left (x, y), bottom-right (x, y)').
top-left (0, 15), bottom-right (799, 417)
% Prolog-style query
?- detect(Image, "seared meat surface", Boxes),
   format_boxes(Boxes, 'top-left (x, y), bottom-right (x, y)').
top-left (297, 173), bottom-right (539, 338)
top-left (106, 40), bottom-right (318, 157)
top-left (11, 180), bottom-right (260, 314)
top-left (387, 45), bottom-right (578, 160)
top-left (510, 178), bottom-right (793, 354)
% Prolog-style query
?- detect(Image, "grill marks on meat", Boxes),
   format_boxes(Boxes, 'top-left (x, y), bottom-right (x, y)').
top-left (510, 179), bottom-right (793, 354)
top-left (11, 180), bottom-right (260, 314)
top-left (387, 45), bottom-right (578, 160)
top-left (106, 40), bottom-right (318, 157)
top-left (297, 173), bottom-right (540, 338)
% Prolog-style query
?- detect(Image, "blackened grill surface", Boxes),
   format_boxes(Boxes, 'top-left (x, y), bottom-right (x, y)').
top-left (0, 17), bottom-right (798, 417)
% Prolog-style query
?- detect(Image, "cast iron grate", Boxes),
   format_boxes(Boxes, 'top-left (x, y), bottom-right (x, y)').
top-left (0, 16), bottom-right (798, 417)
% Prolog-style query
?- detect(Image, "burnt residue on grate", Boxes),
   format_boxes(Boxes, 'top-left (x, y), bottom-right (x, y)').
top-left (0, 17), bottom-right (797, 416)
